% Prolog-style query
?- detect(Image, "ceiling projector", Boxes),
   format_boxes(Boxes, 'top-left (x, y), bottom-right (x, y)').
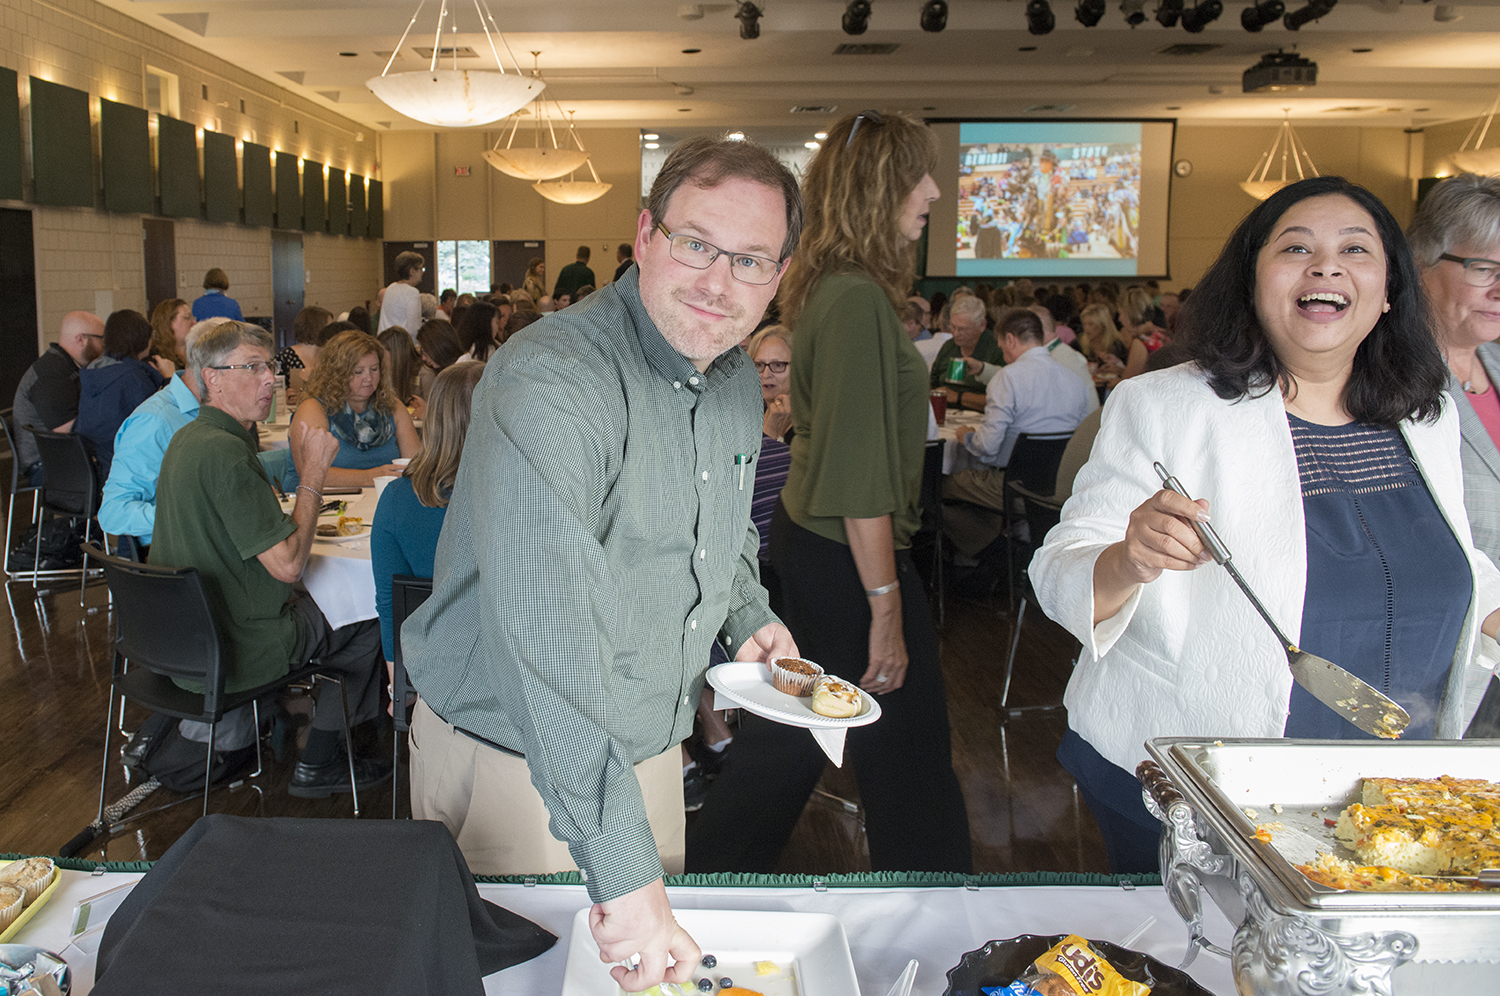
top-left (1243, 51), bottom-right (1318, 93)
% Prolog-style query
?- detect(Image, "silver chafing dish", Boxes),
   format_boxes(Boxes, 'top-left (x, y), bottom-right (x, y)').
top-left (1138, 738), bottom-right (1500, 996)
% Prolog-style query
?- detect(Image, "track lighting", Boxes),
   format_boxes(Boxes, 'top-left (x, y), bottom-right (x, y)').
top-left (1155, 0), bottom-right (1183, 27)
top-left (1284, 0), bottom-right (1335, 29)
top-left (736, 1), bottom-right (762, 39)
top-left (1026, 0), bottom-right (1056, 34)
top-left (1181, 0), bottom-right (1223, 30)
top-left (843, 0), bottom-right (872, 34)
top-left (1076, 0), bottom-right (1107, 26)
top-left (1120, 0), bottom-right (1147, 24)
top-left (920, 0), bottom-right (948, 31)
top-left (1241, 0), bottom-right (1284, 30)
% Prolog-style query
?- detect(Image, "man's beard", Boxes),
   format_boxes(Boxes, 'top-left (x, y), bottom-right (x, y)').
top-left (654, 288), bottom-right (749, 366)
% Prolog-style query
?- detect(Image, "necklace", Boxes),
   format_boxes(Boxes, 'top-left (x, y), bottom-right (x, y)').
top-left (1446, 350), bottom-right (1488, 395)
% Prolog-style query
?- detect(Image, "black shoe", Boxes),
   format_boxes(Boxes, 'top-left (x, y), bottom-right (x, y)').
top-left (288, 749), bottom-right (392, 798)
top-left (683, 767), bottom-right (709, 812)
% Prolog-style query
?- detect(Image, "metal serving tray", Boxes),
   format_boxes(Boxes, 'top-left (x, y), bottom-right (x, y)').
top-left (1141, 737), bottom-right (1500, 994)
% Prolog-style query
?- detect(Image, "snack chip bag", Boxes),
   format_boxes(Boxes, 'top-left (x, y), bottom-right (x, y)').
top-left (980, 935), bottom-right (1151, 996)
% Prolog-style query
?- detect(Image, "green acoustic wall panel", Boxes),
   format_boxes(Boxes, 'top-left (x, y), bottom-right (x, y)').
top-left (274, 151), bottom-right (299, 229)
top-left (0, 68), bottom-right (21, 201)
top-left (368, 178), bottom-right (383, 238)
top-left (349, 174), bottom-right (367, 237)
top-left (326, 168), bottom-right (347, 235)
top-left (242, 141), bottom-right (272, 227)
top-left (301, 160), bottom-right (325, 233)
top-left (157, 115), bottom-right (200, 218)
top-left (203, 131), bottom-right (239, 223)
top-left (100, 99), bottom-right (152, 214)
top-left (29, 77), bottom-right (93, 207)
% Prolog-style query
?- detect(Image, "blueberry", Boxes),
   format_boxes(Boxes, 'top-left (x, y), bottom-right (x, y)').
top-left (719, 978), bottom-right (733, 989)
top-left (697, 979), bottom-right (713, 992)
top-left (701, 955), bottom-right (717, 969)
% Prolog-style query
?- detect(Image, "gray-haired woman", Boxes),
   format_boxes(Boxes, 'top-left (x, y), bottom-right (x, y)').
top-left (1409, 171), bottom-right (1500, 735)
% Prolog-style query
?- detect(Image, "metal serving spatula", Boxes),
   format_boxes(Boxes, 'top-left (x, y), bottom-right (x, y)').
top-left (1153, 461), bottom-right (1411, 739)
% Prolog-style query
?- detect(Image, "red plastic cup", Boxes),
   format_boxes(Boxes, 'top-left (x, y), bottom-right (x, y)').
top-left (929, 389), bottom-right (947, 426)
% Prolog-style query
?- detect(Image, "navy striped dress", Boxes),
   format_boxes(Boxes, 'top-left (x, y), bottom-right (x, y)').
top-left (1286, 415), bottom-right (1471, 740)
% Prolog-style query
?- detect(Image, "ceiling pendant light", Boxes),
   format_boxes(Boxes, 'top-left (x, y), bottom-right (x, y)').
top-left (366, 0), bottom-right (542, 128)
top-left (533, 114), bottom-right (613, 204)
top-left (483, 54), bottom-right (590, 180)
top-left (1452, 90), bottom-right (1500, 175)
top-left (1240, 110), bottom-right (1319, 200)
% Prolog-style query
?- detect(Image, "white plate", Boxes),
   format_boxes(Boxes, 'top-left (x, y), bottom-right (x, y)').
top-left (560, 908), bottom-right (860, 996)
top-left (706, 661), bottom-right (881, 730)
top-left (313, 524), bottom-right (369, 543)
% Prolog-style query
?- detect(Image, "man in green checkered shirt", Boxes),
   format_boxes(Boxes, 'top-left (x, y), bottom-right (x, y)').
top-left (403, 136), bottom-right (803, 990)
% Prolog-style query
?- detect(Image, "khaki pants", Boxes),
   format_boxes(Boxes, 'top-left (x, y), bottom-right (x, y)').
top-left (408, 698), bottom-right (685, 878)
top-left (942, 466), bottom-right (1008, 557)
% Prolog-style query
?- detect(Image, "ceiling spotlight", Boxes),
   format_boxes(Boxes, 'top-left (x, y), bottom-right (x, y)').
top-left (736, 1), bottom-right (762, 39)
top-left (805, 141), bottom-right (821, 149)
top-left (1120, 0), bottom-right (1147, 25)
top-left (643, 133), bottom-right (660, 140)
top-left (644, 142), bottom-right (660, 149)
top-left (1156, 0), bottom-right (1183, 27)
top-left (727, 131), bottom-right (746, 141)
top-left (1026, 0), bottom-right (1056, 34)
top-left (1241, 0), bottom-right (1284, 30)
top-left (1076, 0), bottom-right (1107, 26)
top-left (843, 0), bottom-right (872, 34)
top-left (1284, 0), bottom-right (1335, 29)
top-left (921, 0), bottom-right (948, 31)
top-left (1181, 0), bottom-right (1222, 30)
top-left (815, 131), bottom-right (828, 139)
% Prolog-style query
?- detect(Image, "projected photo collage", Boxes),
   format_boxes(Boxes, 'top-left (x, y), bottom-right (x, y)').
top-left (958, 140), bottom-right (1142, 262)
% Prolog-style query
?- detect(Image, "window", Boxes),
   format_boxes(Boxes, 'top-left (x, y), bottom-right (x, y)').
top-left (145, 66), bottom-right (180, 119)
top-left (435, 240), bottom-right (491, 295)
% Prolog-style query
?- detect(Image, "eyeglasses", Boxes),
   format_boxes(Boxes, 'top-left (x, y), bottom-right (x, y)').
top-left (846, 109), bottom-right (884, 148)
top-left (1439, 253), bottom-right (1500, 288)
top-left (208, 360), bottom-right (274, 375)
top-left (754, 360), bottom-right (789, 374)
top-left (654, 222), bottom-right (784, 286)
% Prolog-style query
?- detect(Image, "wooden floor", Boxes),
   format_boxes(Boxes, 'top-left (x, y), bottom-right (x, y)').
top-left (0, 512), bottom-right (1107, 874)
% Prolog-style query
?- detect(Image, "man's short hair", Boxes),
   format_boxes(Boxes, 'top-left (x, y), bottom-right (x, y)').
top-left (949, 294), bottom-right (987, 329)
top-left (394, 251), bottom-right (425, 280)
top-left (203, 267), bottom-right (230, 291)
top-left (576, 245), bottom-right (591, 261)
top-left (904, 301), bottom-right (926, 325)
top-left (103, 309), bottom-right (152, 360)
top-left (645, 135), bottom-right (804, 261)
top-left (189, 320), bottom-right (272, 397)
top-left (184, 317), bottom-right (231, 388)
top-left (998, 308), bottom-right (1044, 345)
top-left (617, 243), bottom-right (633, 261)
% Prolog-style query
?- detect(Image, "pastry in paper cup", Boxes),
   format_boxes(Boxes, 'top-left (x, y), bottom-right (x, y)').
top-left (0, 856), bottom-right (55, 906)
top-left (0, 883), bottom-right (21, 930)
top-left (769, 657), bottom-right (823, 697)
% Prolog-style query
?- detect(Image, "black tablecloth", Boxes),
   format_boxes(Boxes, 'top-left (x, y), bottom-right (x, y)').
top-left (92, 815), bottom-right (556, 995)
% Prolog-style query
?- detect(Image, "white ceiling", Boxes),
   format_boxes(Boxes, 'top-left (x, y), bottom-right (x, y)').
top-left (96, 0), bottom-right (1500, 139)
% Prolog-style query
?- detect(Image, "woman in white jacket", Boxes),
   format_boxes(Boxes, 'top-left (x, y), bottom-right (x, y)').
top-left (1032, 176), bottom-right (1500, 873)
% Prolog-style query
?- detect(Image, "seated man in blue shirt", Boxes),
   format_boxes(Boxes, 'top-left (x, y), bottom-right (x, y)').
top-left (98, 318), bottom-right (287, 552)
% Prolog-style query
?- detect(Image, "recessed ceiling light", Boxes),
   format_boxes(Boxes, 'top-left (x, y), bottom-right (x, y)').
top-left (1415, 107), bottom-right (1430, 112)
top-left (339, 52), bottom-right (357, 57)
top-left (923, 106), bottom-right (936, 111)
top-left (643, 133), bottom-right (660, 140)
top-left (1019, 46), bottom-right (1038, 52)
top-left (1352, 47), bottom-right (1373, 53)
top-left (814, 131), bottom-right (828, 140)
top-left (805, 141), bottom-right (820, 149)
top-left (1166, 105), bottom-right (1182, 110)
top-left (644, 142), bottom-right (660, 149)
top-left (679, 107), bottom-right (692, 112)
top-left (683, 48), bottom-right (702, 54)
top-left (727, 131), bottom-right (746, 141)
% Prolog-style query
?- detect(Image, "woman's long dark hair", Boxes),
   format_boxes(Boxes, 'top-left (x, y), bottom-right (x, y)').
top-left (1182, 175), bottom-right (1446, 428)
top-left (455, 301), bottom-right (499, 362)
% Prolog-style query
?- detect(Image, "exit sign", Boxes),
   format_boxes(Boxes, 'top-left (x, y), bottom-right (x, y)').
top-left (455, 165), bottom-right (471, 176)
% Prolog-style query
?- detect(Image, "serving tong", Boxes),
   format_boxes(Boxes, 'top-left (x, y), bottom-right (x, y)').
top-left (1153, 462), bottom-right (1411, 739)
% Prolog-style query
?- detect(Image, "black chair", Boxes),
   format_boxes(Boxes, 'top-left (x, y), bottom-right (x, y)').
top-left (390, 574), bottom-right (433, 819)
top-left (87, 543), bottom-right (361, 826)
top-left (26, 425), bottom-right (102, 605)
top-left (909, 440), bottom-right (947, 626)
top-left (2, 409), bottom-right (76, 588)
top-left (998, 431), bottom-right (1073, 606)
top-left (998, 483), bottom-right (1079, 714)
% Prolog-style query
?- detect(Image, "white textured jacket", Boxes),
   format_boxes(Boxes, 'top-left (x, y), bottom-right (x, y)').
top-left (1030, 363), bottom-right (1500, 773)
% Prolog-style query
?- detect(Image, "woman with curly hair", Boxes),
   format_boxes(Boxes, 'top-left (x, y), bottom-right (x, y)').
top-left (689, 110), bottom-right (972, 874)
top-left (520, 257), bottom-right (546, 303)
top-left (149, 298), bottom-right (193, 370)
top-left (282, 329), bottom-right (418, 490)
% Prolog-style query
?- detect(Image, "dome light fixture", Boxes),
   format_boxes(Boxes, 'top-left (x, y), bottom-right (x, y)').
top-left (1240, 110), bottom-right (1320, 200)
top-left (482, 55), bottom-right (589, 181)
top-left (366, 0), bottom-right (541, 128)
top-left (1452, 90), bottom-right (1500, 175)
top-left (533, 113), bottom-right (613, 205)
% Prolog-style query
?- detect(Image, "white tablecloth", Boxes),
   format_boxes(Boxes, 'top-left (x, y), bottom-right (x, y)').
top-left (933, 410), bottom-right (984, 476)
top-left (297, 487), bottom-right (380, 630)
top-left (13, 871), bottom-right (1241, 995)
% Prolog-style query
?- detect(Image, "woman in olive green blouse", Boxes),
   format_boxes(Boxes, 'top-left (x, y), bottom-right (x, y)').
top-left (687, 111), bottom-right (972, 873)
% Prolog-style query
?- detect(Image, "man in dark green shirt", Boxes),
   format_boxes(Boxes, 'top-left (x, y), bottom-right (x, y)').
top-left (404, 138), bottom-right (803, 992)
top-left (930, 293), bottom-right (1004, 409)
top-left (151, 321), bottom-right (390, 798)
top-left (552, 245), bottom-right (597, 302)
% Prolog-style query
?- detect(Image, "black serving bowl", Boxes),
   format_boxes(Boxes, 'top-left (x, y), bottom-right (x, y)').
top-left (942, 934), bottom-right (1214, 996)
